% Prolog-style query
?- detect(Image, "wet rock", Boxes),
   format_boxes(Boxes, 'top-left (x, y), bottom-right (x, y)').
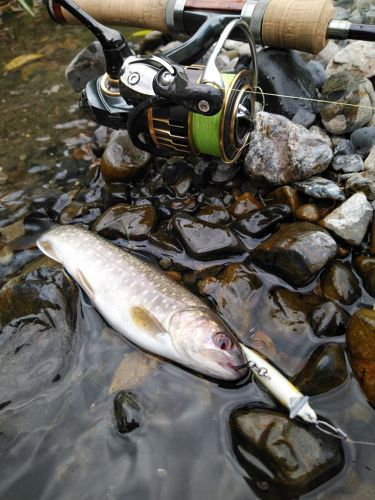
top-left (234, 204), bottom-right (292, 238)
top-left (263, 186), bottom-right (302, 213)
top-left (354, 256), bottom-right (375, 297)
top-left (364, 146), bottom-right (375, 172)
top-left (173, 214), bottom-right (242, 260)
top-left (197, 263), bottom-right (262, 336)
top-left (172, 172), bottom-right (192, 197)
top-left (59, 201), bottom-right (102, 225)
top-left (320, 260), bottom-right (361, 305)
top-left (331, 154), bottom-right (364, 173)
top-left (100, 130), bottom-right (150, 182)
top-left (346, 308), bottom-right (375, 405)
top-left (257, 49), bottom-right (317, 118)
top-left (293, 176), bottom-right (345, 201)
top-left (0, 259), bottom-right (78, 404)
top-left (295, 203), bottom-right (321, 222)
top-left (65, 41), bottom-right (106, 92)
top-left (244, 112), bottom-right (333, 186)
top-left (309, 301), bottom-right (350, 337)
top-left (113, 391), bottom-right (141, 434)
top-left (192, 160), bottom-right (210, 188)
top-left (320, 73), bottom-right (375, 135)
top-left (94, 204), bottom-right (157, 240)
top-left (294, 344), bottom-right (348, 396)
top-left (292, 108), bottom-right (316, 128)
top-left (208, 160), bottom-right (239, 186)
top-left (252, 222), bottom-right (337, 286)
top-left (334, 139), bottom-right (354, 157)
top-left (351, 126), bottom-right (375, 156)
top-left (306, 60), bottom-right (327, 89)
top-left (196, 205), bottom-right (230, 225)
top-left (320, 192), bottom-right (373, 245)
top-left (160, 157), bottom-right (190, 184)
top-left (345, 171), bottom-right (375, 200)
top-left (231, 408), bottom-right (344, 498)
top-left (229, 192), bottom-right (262, 218)
top-left (326, 41), bottom-right (375, 79)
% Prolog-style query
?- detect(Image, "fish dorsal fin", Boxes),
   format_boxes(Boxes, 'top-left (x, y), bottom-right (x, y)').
top-left (129, 306), bottom-right (165, 336)
top-left (76, 269), bottom-right (95, 300)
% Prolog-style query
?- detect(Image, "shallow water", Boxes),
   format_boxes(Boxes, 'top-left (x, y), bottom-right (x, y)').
top-left (1, 4), bottom-right (375, 500)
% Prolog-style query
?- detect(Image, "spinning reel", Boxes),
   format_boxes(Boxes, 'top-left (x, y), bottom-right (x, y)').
top-left (48, 0), bottom-right (258, 163)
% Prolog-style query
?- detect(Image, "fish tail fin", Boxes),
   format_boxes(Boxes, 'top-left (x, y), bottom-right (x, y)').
top-left (7, 211), bottom-right (56, 251)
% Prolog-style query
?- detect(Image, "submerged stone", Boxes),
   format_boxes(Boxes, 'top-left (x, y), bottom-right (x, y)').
top-left (65, 41), bottom-right (105, 92)
top-left (354, 256), bottom-right (375, 298)
top-left (197, 263), bottom-right (262, 337)
top-left (234, 204), bottom-right (292, 237)
top-left (320, 260), bottom-right (361, 305)
top-left (308, 301), bottom-right (350, 337)
top-left (320, 192), bottom-right (373, 245)
top-left (252, 222), bottom-right (337, 286)
top-left (113, 391), bottom-right (141, 434)
top-left (346, 308), bottom-right (375, 405)
top-left (0, 258), bottom-right (78, 404)
top-left (228, 192), bottom-right (262, 218)
top-left (173, 214), bottom-right (243, 260)
top-left (230, 408), bottom-right (344, 498)
top-left (244, 112), bottom-right (333, 186)
top-left (94, 203), bottom-right (157, 240)
top-left (100, 130), bottom-right (150, 182)
top-left (196, 205), bottom-right (230, 225)
top-left (294, 344), bottom-right (348, 395)
top-left (59, 201), bottom-right (102, 225)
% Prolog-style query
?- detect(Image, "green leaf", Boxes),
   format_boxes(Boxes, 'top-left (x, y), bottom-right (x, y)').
top-left (17, 0), bottom-right (35, 16)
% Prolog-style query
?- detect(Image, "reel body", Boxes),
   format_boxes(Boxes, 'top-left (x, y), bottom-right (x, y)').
top-left (52, 1), bottom-right (258, 164)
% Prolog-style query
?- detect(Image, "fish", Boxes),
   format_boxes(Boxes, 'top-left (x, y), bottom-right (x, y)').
top-left (37, 224), bottom-right (247, 380)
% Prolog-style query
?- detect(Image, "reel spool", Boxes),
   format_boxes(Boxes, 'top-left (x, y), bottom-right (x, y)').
top-left (123, 20), bottom-right (258, 164)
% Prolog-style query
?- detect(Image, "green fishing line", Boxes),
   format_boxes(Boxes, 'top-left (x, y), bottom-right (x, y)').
top-left (191, 73), bottom-right (234, 157)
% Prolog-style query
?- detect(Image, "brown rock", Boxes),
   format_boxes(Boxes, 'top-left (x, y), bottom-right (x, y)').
top-left (295, 203), bottom-right (321, 222)
top-left (228, 192), bottom-right (262, 218)
top-left (346, 308), bottom-right (375, 405)
top-left (320, 260), bottom-right (361, 305)
top-left (263, 186), bottom-right (302, 214)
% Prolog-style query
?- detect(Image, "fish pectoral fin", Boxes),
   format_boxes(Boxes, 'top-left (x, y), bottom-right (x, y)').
top-left (129, 306), bottom-right (166, 336)
top-left (76, 268), bottom-right (95, 300)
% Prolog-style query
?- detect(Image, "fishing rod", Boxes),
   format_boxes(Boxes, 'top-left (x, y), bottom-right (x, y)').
top-left (45, 0), bottom-right (375, 164)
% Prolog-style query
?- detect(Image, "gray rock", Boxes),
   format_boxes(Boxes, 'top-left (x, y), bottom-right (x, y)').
top-left (244, 112), bottom-right (333, 186)
top-left (317, 40), bottom-right (340, 68)
top-left (65, 41), bottom-right (106, 92)
top-left (306, 60), bottom-right (327, 88)
top-left (326, 41), bottom-right (375, 79)
top-left (292, 108), bottom-right (316, 128)
top-left (231, 408), bottom-right (344, 497)
top-left (252, 222), bottom-right (337, 286)
top-left (293, 176), bottom-right (345, 201)
top-left (345, 171), bottom-right (375, 200)
top-left (309, 125), bottom-right (332, 147)
top-left (364, 146), bottom-right (375, 171)
top-left (320, 192), bottom-right (373, 245)
top-left (365, 7), bottom-right (375, 23)
top-left (333, 139), bottom-right (354, 156)
top-left (349, 8), bottom-right (363, 23)
top-left (320, 73), bottom-right (375, 135)
top-left (100, 130), bottom-right (150, 182)
top-left (351, 126), bottom-right (375, 156)
top-left (335, 6), bottom-right (350, 19)
top-left (331, 154), bottom-right (364, 173)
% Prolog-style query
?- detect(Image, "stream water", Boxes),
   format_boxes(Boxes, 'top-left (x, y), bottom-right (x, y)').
top-left (1, 5), bottom-right (375, 500)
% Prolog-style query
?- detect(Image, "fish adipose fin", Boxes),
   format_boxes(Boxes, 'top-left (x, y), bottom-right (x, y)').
top-left (76, 269), bottom-right (95, 300)
top-left (130, 306), bottom-right (165, 336)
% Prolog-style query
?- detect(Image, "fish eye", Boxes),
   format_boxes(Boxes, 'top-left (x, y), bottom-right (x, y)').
top-left (213, 332), bottom-right (234, 351)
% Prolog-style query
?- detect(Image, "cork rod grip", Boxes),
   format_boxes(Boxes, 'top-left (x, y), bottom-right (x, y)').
top-left (60, 0), bottom-right (170, 31)
top-left (262, 0), bottom-right (335, 54)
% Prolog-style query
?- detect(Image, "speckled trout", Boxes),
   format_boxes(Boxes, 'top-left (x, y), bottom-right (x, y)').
top-left (37, 225), bottom-right (247, 380)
